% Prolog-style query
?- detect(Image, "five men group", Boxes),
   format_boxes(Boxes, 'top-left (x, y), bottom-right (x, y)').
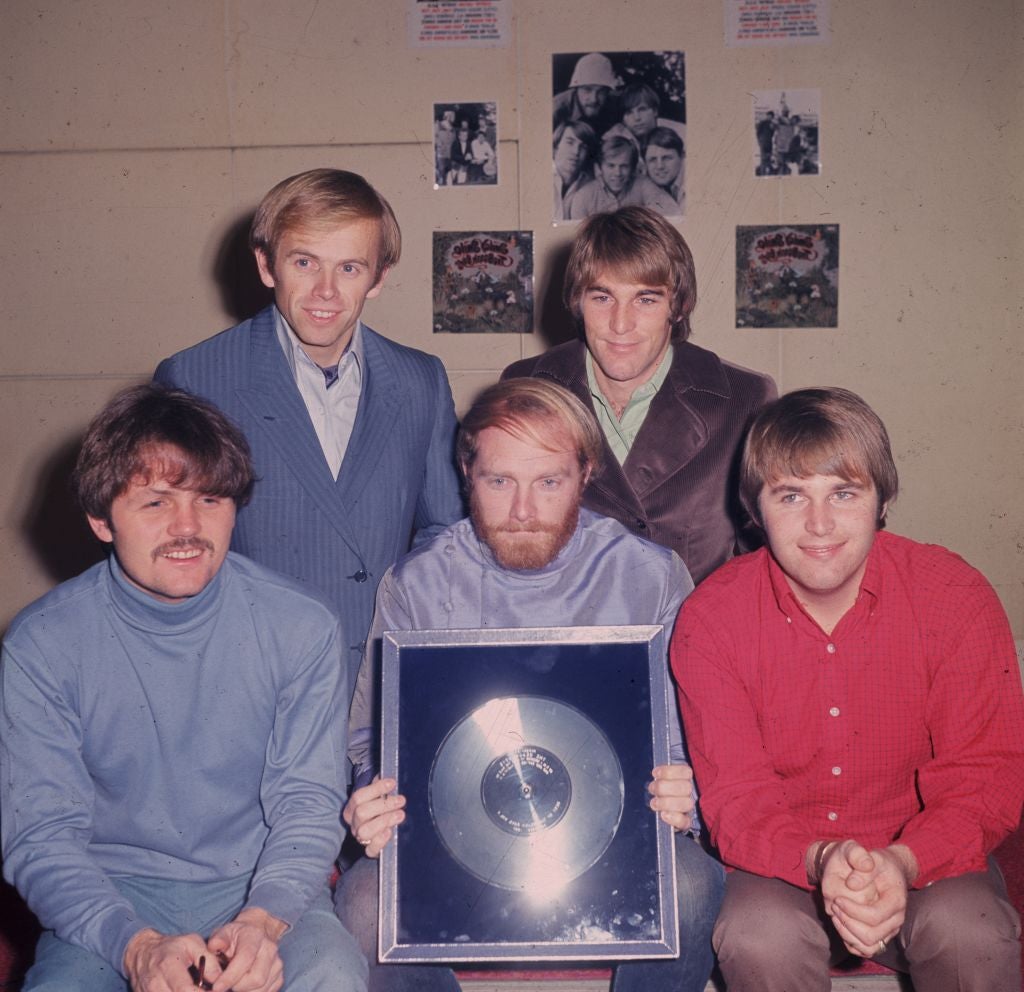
top-left (1, 167), bottom-right (1021, 992)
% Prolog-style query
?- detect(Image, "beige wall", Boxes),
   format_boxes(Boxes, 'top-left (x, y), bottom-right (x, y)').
top-left (2, 0), bottom-right (1021, 633)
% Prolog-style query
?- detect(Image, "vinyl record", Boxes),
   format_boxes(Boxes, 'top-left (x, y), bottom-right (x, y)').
top-left (428, 695), bottom-right (624, 892)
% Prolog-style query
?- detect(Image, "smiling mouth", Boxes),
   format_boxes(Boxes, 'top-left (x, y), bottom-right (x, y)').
top-left (801, 544), bottom-right (843, 557)
top-left (153, 539), bottom-right (214, 562)
top-left (307, 309), bottom-right (339, 320)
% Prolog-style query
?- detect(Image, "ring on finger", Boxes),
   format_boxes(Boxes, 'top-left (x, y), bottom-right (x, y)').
top-left (878, 938), bottom-right (887, 952)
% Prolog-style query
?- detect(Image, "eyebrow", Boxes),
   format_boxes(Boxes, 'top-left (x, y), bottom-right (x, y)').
top-left (282, 248), bottom-right (370, 267)
top-left (767, 478), bottom-right (868, 495)
top-left (587, 284), bottom-right (667, 298)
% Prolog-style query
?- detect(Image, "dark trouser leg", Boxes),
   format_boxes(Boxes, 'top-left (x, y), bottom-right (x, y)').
top-left (880, 856), bottom-right (1021, 992)
top-left (713, 870), bottom-right (835, 992)
top-left (334, 855), bottom-right (460, 992)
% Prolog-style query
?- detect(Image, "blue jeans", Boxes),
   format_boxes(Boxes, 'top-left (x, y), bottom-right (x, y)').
top-left (335, 832), bottom-right (724, 992)
top-left (23, 874), bottom-right (367, 992)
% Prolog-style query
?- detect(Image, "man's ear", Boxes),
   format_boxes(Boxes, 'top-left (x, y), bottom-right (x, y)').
top-left (87, 516), bottom-right (114, 544)
top-left (254, 249), bottom-right (276, 290)
top-left (365, 266), bottom-right (391, 301)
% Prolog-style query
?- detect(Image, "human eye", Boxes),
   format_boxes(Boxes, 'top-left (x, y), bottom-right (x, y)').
top-left (832, 490), bottom-right (857, 502)
top-left (779, 492), bottom-right (803, 504)
top-left (487, 476), bottom-right (508, 489)
top-left (294, 256), bottom-right (316, 270)
top-left (539, 477), bottom-right (561, 490)
top-left (198, 495), bottom-right (223, 507)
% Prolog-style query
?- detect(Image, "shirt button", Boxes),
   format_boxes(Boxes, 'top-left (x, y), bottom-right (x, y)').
top-left (826, 643), bottom-right (836, 654)
top-left (828, 811), bottom-right (838, 821)
top-left (635, 519), bottom-right (647, 530)
top-left (829, 706), bottom-right (840, 717)
top-left (832, 766), bottom-right (842, 776)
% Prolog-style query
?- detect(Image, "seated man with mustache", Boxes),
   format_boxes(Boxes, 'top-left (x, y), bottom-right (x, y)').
top-left (0, 385), bottom-right (365, 992)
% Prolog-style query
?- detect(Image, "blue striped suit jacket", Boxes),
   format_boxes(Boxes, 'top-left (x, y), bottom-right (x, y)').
top-left (154, 306), bottom-right (464, 696)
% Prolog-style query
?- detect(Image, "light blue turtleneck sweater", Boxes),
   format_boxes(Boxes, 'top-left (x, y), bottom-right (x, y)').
top-left (0, 552), bottom-right (348, 972)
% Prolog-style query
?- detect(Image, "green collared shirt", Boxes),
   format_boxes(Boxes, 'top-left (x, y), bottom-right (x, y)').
top-left (586, 345), bottom-right (673, 465)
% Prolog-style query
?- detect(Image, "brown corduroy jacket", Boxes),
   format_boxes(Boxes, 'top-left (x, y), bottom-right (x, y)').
top-left (502, 339), bottom-right (776, 585)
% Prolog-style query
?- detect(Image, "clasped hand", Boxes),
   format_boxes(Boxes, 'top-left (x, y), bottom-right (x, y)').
top-left (819, 840), bottom-right (913, 958)
top-left (124, 907), bottom-right (286, 992)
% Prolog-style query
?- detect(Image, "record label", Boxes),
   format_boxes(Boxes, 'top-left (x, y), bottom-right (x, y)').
top-left (428, 695), bottom-right (624, 892)
top-left (481, 745), bottom-right (571, 836)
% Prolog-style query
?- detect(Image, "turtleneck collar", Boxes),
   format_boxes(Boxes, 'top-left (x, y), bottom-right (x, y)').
top-left (106, 551), bottom-right (226, 633)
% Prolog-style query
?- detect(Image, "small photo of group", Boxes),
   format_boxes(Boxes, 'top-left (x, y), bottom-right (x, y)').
top-left (753, 89), bottom-right (821, 177)
top-left (433, 101), bottom-right (499, 188)
top-left (552, 50), bottom-right (686, 223)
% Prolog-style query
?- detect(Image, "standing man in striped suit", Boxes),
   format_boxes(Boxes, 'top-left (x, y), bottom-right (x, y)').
top-left (155, 169), bottom-right (464, 700)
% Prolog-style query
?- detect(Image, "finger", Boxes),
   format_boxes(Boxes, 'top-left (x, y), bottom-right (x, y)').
top-left (651, 763), bottom-right (693, 783)
top-left (365, 824), bottom-right (397, 859)
top-left (843, 842), bottom-right (876, 873)
top-left (649, 792), bottom-right (694, 817)
top-left (834, 894), bottom-right (903, 929)
top-left (345, 779), bottom-right (399, 821)
top-left (351, 792), bottom-right (406, 832)
top-left (353, 808), bottom-right (405, 848)
top-left (648, 778), bottom-right (693, 800)
top-left (830, 913), bottom-right (879, 958)
top-left (658, 809), bottom-right (693, 831)
top-left (224, 945), bottom-right (279, 992)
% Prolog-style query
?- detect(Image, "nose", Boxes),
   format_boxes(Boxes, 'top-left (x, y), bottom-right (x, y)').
top-left (804, 500), bottom-right (835, 537)
top-left (608, 302), bottom-right (635, 336)
top-left (509, 486), bottom-right (535, 523)
top-left (168, 502), bottom-right (200, 537)
top-left (313, 268), bottom-right (337, 300)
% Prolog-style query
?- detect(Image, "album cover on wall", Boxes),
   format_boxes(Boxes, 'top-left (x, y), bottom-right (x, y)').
top-left (378, 626), bottom-right (678, 963)
top-left (432, 230), bottom-right (533, 333)
top-left (736, 224), bottom-right (839, 328)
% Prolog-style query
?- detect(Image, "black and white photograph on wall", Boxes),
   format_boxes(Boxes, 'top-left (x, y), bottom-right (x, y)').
top-left (736, 224), bottom-right (838, 328)
top-left (433, 231), bottom-right (534, 333)
top-left (552, 51), bottom-right (685, 223)
top-left (434, 102), bottom-right (498, 188)
top-left (753, 89), bottom-right (821, 176)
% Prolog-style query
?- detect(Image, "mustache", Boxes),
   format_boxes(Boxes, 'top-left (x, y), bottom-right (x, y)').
top-left (494, 522), bottom-right (560, 534)
top-left (151, 538), bottom-right (215, 561)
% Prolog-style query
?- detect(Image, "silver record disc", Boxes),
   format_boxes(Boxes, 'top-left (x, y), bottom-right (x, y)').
top-left (428, 695), bottom-right (624, 892)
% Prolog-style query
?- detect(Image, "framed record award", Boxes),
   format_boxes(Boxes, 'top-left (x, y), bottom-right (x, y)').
top-left (378, 625), bottom-right (679, 963)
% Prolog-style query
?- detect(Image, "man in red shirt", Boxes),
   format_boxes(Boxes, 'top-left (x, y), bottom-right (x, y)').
top-left (671, 387), bottom-right (1024, 992)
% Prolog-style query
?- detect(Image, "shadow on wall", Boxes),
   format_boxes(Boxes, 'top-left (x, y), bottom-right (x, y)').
top-left (22, 436), bottom-right (107, 592)
top-left (213, 211), bottom-right (273, 324)
top-left (536, 239), bottom-right (577, 349)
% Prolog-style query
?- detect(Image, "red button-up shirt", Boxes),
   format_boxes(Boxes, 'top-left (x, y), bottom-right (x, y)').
top-left (671, 531), bottom-right (1024, 889)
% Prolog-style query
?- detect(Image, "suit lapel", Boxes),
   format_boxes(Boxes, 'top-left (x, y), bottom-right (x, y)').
top-left (234, 313), bottom-right (365, 558)
top-left (334, 328), bottom-right (402, 508)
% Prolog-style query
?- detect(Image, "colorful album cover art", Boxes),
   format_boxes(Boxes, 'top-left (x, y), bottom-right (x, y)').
top-left (432, 230), bottom-right (533, 333)
top-left (736, 224), bottom-right (838, 328)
